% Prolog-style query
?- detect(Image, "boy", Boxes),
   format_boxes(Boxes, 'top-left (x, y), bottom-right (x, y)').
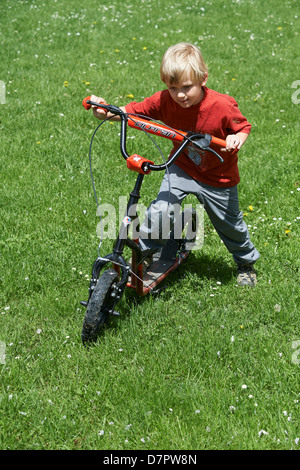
top-left (91, 42), bottom-right (259, 286)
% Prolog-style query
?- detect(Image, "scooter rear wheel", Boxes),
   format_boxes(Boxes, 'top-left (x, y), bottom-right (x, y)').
top-left (81, 269), bottom-right (119, 344)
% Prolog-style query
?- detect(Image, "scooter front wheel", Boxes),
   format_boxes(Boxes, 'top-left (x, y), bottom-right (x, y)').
top-left (81, 269), bottom-right (119, 344)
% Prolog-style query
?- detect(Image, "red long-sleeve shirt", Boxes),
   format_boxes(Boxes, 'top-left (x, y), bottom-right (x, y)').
top-left (125, 86), bottom-right (251, 187)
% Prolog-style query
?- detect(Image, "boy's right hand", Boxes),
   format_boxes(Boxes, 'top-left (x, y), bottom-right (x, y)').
top-left (90, 95), bottom-right (108, 120)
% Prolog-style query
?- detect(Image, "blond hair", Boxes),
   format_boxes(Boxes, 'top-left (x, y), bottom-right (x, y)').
top-left (160, 43), bottom-right (208, 85)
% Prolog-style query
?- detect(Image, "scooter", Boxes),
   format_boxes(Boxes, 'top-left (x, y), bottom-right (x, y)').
top-left (80, 97), bottom-right (226, 344)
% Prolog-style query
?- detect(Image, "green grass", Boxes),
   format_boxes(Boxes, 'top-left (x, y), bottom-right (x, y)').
top-left (0, 0), bottom-right (299, 450)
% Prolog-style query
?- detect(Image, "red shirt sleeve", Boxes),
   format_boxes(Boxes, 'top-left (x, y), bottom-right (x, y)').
top-left (224, 96), bottom-right (251, 135)
top-left (125, 91), bottom-right (162, 121)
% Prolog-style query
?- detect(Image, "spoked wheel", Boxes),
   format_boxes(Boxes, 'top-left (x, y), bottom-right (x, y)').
top-left (81, 269), bottom-right (119, 344)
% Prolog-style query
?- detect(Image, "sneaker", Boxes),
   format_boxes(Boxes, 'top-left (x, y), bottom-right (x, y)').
top-left (237, 264), bottom-right (257, 287)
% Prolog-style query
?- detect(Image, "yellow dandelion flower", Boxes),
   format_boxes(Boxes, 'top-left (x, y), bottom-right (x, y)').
top-left (115, 49), bottom-right (120, 52)
top-left (127, 94), bottom-right (134, 98)
top-left (132, 37), bottom-right (136, 40)
top-left (143, 47), bottom-right (147, 50)
top-left (249, 205), bottom-right (253, 211)
top-left (285, 229), bottom-right (291, 234)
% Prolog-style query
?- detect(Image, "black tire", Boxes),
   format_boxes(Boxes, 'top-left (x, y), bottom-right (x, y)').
top-left (81, 269), bottom-right (119, 344)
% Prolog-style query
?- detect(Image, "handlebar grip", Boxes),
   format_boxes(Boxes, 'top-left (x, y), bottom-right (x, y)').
top-left (82, 96), bottom-right (92, 110)
top-left (211, 136), bottom-right (227, 148)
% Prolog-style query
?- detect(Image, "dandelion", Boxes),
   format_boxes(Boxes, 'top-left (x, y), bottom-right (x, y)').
top-left (127, 94), bottom-right (134, 98)
top-left (249, 205), bottom-right (253, 211)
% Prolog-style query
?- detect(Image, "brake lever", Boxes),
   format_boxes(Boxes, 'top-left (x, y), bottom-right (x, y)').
top-left (192, 134), bottom-right (224, 163)
top-left (204, 147), bottom-right (224, 163)
top-left (85, 99), bottom-right (125, 117)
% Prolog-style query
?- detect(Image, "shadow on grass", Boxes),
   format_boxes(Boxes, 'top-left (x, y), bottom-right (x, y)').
top-left (79, 252), bottom-right (236, 343)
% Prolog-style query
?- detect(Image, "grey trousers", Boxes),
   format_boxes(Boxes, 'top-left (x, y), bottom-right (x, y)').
top-left (139, 164), bottom-right (260, 266)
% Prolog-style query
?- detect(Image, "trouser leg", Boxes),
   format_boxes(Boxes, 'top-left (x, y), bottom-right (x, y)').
top-left (139, 165), bottom-right (260, 266)
top-left (198, 183), bottom-right (260, 265)
top-left (138, 166), bottom-right (191, 253)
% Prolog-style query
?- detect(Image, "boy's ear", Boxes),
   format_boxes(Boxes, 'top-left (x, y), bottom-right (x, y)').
top-left (201, 73), bottom-right (208, 87)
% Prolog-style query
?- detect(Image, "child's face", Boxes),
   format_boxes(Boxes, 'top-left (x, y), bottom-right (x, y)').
top-left (166, 77), bottom-right (206, 108)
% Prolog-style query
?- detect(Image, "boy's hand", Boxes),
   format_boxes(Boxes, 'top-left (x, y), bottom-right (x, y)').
top-left (90, 95), bottom-right (108, 120)
top-left (225, 132), bottom-right (249, 152)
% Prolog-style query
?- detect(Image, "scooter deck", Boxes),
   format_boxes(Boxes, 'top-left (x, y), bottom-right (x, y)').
top-left (143, 258), bottom-right (175, 287)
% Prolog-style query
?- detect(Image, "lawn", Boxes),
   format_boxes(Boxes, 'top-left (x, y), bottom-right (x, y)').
top-left (0, 0), bottom-right (299, 450)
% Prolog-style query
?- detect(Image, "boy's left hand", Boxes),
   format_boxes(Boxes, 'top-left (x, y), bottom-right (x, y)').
top-left (225, 132), bottom-right (249, 152)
